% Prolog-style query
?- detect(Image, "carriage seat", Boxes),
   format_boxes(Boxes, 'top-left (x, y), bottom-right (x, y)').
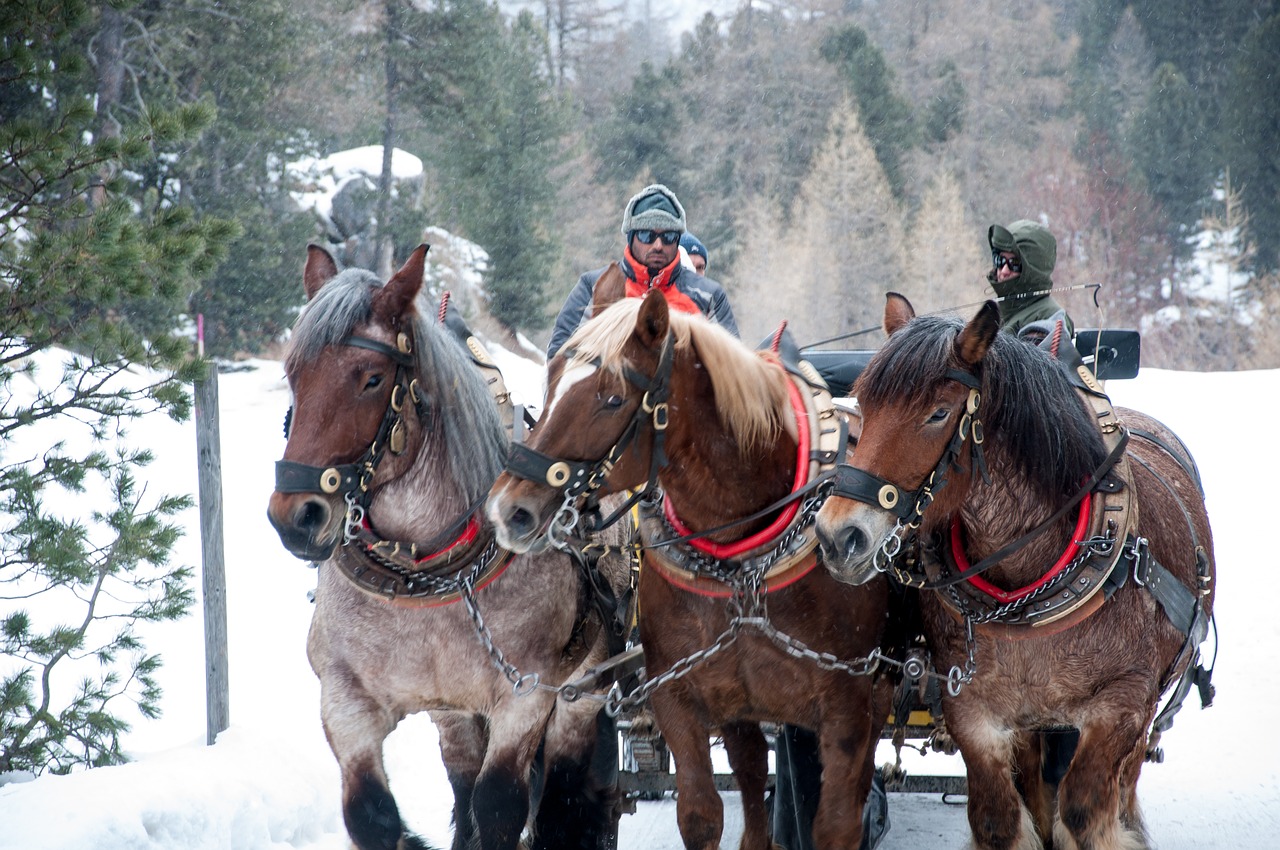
top-left (798, 327), bottom-right (1140, 396)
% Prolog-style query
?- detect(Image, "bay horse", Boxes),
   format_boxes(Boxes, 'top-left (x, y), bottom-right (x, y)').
top-left (815, 294), bottom-right (1215, 850)
top-left (266, 244), bottom-right (629, 850)
top-left (487, 282), bottom-right (895, 850)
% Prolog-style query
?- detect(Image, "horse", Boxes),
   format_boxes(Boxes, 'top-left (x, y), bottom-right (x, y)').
top-left (266, 244), bottom-right (629, 850)
top-left (814, 293), bottom-right (1216, 850)
top-left (487, 279), bottom-right (896, 850)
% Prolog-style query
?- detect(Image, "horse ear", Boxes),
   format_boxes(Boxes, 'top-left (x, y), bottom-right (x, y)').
top-left (591, 263), bottom-right (626, 317)
top-left (375, 244), bottom-right (430, 324)
top-left (954, 300), bottom-right (1001, 368)
top-left (303, 244), bottom-right (340, 301)
top-left (883, 291), bottom-right (915, 336)
top-left (635, 288), bottom-right (670, 348)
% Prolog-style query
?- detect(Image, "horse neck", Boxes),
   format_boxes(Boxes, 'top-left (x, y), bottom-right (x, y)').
top-left (658, 369), bottom-right (798, 542)
top-left (368, 425), bottom-right (491, 546)
top-left (951, 453), bottom-right (1085, 587)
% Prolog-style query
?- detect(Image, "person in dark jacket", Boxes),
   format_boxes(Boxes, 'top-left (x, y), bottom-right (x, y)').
top-left (988, 219), bottom-right (1074, 337)
top-left (546, 184), bottom-right (737, 359)
top-left (680, 232), bottom-right (708, 275)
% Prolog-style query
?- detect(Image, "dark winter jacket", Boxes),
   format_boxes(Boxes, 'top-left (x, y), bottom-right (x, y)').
top-left (546, 254), bottom-right (738, 359)
top-left (988, 220), bottom-right (1074, 336)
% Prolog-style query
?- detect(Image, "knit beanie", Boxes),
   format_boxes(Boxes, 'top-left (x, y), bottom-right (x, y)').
top-left (621, 184), bottom-right (687, 236)
top-left (680, 232), bottom-right (707, 263)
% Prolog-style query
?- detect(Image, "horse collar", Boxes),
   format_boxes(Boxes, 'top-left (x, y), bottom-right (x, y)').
top-left (641, 367), bottom-right (847, 598)
top-left (334, 514), bottom-right (516, 607)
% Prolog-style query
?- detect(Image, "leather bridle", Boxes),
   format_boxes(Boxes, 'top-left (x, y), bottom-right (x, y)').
top-left (504, 330), bottom-right (676, 532)
top-left (275, 331), bottom-right (429, 508)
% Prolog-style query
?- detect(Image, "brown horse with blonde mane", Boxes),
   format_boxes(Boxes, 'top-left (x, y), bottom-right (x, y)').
top-left (267, 245), bottom-right (629, 850)
top-left (488, 276), bottom-right (895, 850)
top-left (815, 293), bottom-right (1215, 850)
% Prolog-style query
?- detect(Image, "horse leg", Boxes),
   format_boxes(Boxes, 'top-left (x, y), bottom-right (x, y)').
top-left (530, 695), bottom-right (620, 850)
top-left (810, 713), bottom-right (875, 850)
top-left (953, 719), bottom-right (1041, 850)
top-left (720, 721), bottom-right (773, 850)
top-left (1012, 731), bottom-right (1054, 847)
top-left (433, 710), bottom-right (487, 850)
top-left (473, 695), bottom-right (556, 850)
top-left (1053, 714), bottom-right (1151, 850)
top-left (321, 688), bottom-right (436, 850)
top-left (652, 692), bottom-right (722, 850)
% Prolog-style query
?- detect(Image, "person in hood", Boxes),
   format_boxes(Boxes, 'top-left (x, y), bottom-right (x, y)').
top-left (546, 184), bottom-right (737, 358)
top-left (988, 220), bottom-right (1074, 337)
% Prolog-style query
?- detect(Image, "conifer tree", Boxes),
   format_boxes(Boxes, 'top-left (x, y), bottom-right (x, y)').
top-left (911, 171), bottom-right (985, 315)
top-left (1, 0), bottom-right (232, 774)
top-left (787, 98), bottom-right (904, 345)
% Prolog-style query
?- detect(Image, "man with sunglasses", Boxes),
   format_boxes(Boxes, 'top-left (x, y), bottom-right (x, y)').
top-left (988, 219), bottom-right (1074, 338)
top-left (546, 183), bottom-right (737, 358)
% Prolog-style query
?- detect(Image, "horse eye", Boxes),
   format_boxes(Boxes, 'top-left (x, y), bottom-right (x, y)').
top-left (604, 394), bottom-right (625, 409)
top-left (365, 374), bottom-right (383, 391)
top-left (928, 407), bottom-right (950, 424)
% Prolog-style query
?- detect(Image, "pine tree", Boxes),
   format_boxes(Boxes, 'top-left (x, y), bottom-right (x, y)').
top-left (786, 98), bottom-right (904, 346)
top-left (1223, 13), bottom-right (1280, 271)
top-left (1129, 63), bottom-right (1212, 241)
top-left (911, 171), bottom-right (985, 316)
top-left (402, 1), bottom-right (572, 330)
top-left (819, 23), bottom-right (917, 198)
top-left (1, 0), bottom-right (231, 774)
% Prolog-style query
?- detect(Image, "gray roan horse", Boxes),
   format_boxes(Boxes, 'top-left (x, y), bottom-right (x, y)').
top-left (267, 244), bottom-right (629, 850)
top-left (816, 294), bottom-right (1216, 850)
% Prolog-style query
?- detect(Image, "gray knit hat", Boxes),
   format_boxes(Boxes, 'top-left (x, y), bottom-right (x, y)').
top-left (620, 184), bottom-right (687, 236)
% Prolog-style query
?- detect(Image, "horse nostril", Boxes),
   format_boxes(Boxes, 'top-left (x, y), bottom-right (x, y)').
top-left (509, 507), bottom-right (535, 537)
top-left (296, 498), bottom-right (330, 532)
top-left (843, 525), bottom-right (870, 559)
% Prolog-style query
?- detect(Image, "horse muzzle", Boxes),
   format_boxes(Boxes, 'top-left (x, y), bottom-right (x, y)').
top-left (267, 491), bottom-right (343, 562)
top-left (815, 504), bottom-right (889, 586)
top-left (485, 476), bottom-right (556, 554)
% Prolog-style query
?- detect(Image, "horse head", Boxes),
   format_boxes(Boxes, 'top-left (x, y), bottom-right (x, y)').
top-left (267, 244), bottom-right (431, 561)
top-left (815, 292), bottom-right (1000, 584)
top-left (488, 288), bottom-right (675, 552)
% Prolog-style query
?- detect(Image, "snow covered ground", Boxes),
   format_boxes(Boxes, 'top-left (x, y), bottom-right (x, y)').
top-left (0, 348), bottom-right (1276, 848)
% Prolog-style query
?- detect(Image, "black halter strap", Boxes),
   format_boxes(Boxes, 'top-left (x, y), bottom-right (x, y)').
top-left (275, 333), bottom-right (428, 498)
top-left (830, 368), bottom-right (988, 528)
top-left (504, 331), bottom-right (676, 531)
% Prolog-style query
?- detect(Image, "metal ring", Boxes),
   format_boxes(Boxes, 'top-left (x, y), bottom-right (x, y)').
top-left (390, 383), bottom-right (405, 412)
top-left (558, 684), bottom-right (581, 702)
top-left (320, 468), bottom-right (343, 494)
top-left (546, 462), bottom-right (571, 488)
top-left (513, 672), bottom-right (541, 696)
top-left (397, 332), bottom-right (412, 354)
top-left (966, 388), bottom-right (980, 414)
top-left (947, 665), bottom-right (966, 697)
top-left (878, 485), bottom-right (899, 510)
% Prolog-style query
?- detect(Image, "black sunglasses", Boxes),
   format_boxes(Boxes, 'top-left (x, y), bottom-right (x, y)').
top-left (992, 251), bottom-right (1022, 274)
top-left (633, 229), bottom-right (681, 246)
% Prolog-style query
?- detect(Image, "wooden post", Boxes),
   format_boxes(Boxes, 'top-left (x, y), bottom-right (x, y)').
top-left (194, 350), bottom-right (229, 744)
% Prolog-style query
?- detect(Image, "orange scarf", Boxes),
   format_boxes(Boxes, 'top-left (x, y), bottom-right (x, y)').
top-left (623, 247), bottom-right (701, 315)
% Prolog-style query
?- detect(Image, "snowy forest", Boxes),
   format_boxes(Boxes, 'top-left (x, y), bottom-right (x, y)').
top-left (7, 0), bottom-right (1280, 368)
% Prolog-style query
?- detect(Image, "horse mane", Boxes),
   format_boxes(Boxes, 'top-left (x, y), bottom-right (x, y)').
top-left (286, 268), bottom-right (506, 500)
top-left (564, 298), bottom-right (794, 451)
top-left (857, 315), bottom-right (1108, 502)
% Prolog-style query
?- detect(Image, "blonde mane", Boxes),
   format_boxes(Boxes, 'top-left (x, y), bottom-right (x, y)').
top-left (563, 299), bottom-right (796, 452)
